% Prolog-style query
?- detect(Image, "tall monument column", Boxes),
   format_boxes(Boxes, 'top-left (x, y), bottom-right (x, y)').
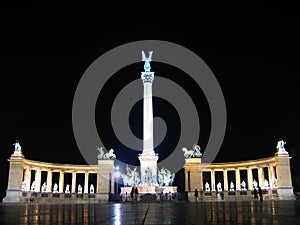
top-left (138, 51), bottom-right (159, 185)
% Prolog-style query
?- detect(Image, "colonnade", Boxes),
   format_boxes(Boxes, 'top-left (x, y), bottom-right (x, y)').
top-left (201, 165), bottom-right (277, 192)
top-left (3, 151), bottom-right (116, 202)
top-left (184, 149), bottom-right (295, 200)
top-left (22, 167), bottom-right (97, 194)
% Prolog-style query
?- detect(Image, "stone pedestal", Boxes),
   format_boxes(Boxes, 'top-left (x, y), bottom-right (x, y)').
top-left (183, 158), bottom-right (202, 191)
top-left (138, 153), bottom-right (159, 184)
top-left (3, 152), bottom-right (25, 203)
top-left (275, 151), bottom-right (295, 200)
top-left (96, 160), bottom-right (115, 201)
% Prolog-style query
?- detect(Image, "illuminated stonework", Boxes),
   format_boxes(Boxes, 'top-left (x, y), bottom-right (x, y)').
top-left (184, 148), bottom-right (295, 201)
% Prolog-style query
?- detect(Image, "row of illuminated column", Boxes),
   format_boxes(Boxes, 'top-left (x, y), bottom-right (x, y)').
top-left (23, 168), bottom-right (94, 193)
top-left (208, 165), bottom-right (276, 191)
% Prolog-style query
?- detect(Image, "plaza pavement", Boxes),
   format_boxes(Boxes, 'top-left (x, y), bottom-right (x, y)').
top-left (0, 200), bottom-right (299, 224)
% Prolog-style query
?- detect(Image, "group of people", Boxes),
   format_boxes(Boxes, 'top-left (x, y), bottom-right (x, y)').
top-left (130, 187), bottom-right (139, 203)
top-left (253, 187), bottom-right (263, 201)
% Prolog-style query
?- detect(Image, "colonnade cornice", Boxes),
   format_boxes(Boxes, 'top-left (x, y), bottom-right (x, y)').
top-left (22, 159), bottom-right (100, 172)
top-left (186, 156), bottom-right (276, 171)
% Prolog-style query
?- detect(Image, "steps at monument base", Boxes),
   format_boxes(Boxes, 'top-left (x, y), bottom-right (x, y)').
top-left (140, 193), bottom-right (157, 202)
top-left (19, 192), bottom-right (108, 203)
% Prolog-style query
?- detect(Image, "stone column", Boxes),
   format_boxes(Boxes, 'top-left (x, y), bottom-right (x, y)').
top-left (84, 172), bottom-right (89, 194)
top-left (275, 151), bottom-right (295, 200)
top-left (46, 170), bottom-right (53, 192)
top-left (235, 169), bottom-right (241, 191)
top-left (3, 152), bottom-right (25, 202)
top-left (35, 169), bottom-right (41, 192)
top-left (258, 167), bottom-right (263, 188)
top-left (223, 170), bottom-right (228, 191)
top-left (59, 171), bottom-right (64, 193)
top-left (211, 170), bottom-right (216, 192)
top-left (24, 167), bottom-right (31, 191)
top-left (269, 166), bottom-right (275, 188)
top-left (110, 172), bottom-right (114, 193)
top-left (185, 171), bottom-right (189, 191)
top-left (72, 172), bottom-right (76, 193)
top-left (247, 168), bottom-right (253, 190)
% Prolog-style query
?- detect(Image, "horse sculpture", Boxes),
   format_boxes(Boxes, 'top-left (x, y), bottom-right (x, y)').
top-left (182, 147), bottom-right (194, 158)
top-left (182, 144), bottom-right (202, 158)
top-left (96, 147), bottom-right (116, 159)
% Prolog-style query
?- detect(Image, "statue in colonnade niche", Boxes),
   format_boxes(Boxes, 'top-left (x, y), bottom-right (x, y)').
top-left (264, 179), bottom-right (269, 189)
top-left (241, 180), bottom-right (247, 190)
top-left (217, 182), bottom-right (222, 192)
top-left (90, 184), bottom-right (94, 194)
top-left (22, 181), bottom-right (26, 191)
top-left (78, 184), bottom-right (83, 193)
top-left (230, 181), bottom-right (234, 191)
top-left (53, 183), bottom-right (58, 193)
top-left (30, 181), bottom-right (36, 192)
top-left (41, 182), bottom-right (47, 192)
top-left (65, 184), bottom-right (70, 193)
top-left (253, 179), bottom-right (258, 189)
top-left (205, 182), bottom-right (210, 192)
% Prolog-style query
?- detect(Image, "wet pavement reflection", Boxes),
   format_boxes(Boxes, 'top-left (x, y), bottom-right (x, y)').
top-left (0, 200), bottom-right (299, 224)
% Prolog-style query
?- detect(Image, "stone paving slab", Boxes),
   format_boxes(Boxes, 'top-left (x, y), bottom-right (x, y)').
top-left (0, 200), bottom-right (300, 224)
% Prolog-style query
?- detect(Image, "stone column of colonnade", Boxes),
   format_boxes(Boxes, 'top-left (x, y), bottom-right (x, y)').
top-left (59, 171), bottom-right (64, 193)
top-left (23, 167), bottom-right (31, 191)
top-left (223, 170), bottom-right (228, 191)
top-left (35, 169), bottom-right (41, 192)
top-left (268, 165), bottom-right (275, 188)
top-left (211, 170), bottom-right (216, 192)
top-left (258, 167), bottom-right (264, 188)
top-left (235, 169), bottom-right (241, 191)
top-left (247, 168), bottom-right (253, 190)
top-left (72, 172), bottom-right (76, 193)
top-left (84, 172), bottom-right (89, 194)
top-left (46, 170), bottom-right (53, 192)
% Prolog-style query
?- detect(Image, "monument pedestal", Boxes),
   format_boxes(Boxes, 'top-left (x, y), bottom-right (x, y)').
top-left (275, 151), bottom-right (295, 200)
top-left (3, 190), bottom-right (24, 203)
top-left (138, 153), bottom-right (159, 185)
top-left (3, 152), bottom-right (25, 203)
top-left (96, 160), bottom-right (115, 202)
top-left (183, 158), bottom-right (203, 191)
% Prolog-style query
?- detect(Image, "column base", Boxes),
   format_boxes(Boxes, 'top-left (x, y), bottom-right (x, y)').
top-left (277, 186), bottom-right (296, 200)
top-left (2, 190), bottom-right (24, 203)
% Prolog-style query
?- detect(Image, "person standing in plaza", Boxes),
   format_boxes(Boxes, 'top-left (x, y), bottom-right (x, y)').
top-left (134, 187), bottom-right (139, 202)
top-left (130, 187), bottom-right (134, 203)
top-left (253, 188), bottom-right (258, 200)
top-left (194, 189), bottom-right (198, 203)
top-left (258, 187), bottom-right (263, 201)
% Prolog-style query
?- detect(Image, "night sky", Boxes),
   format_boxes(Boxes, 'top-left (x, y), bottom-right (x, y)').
top-left (1, 7), bottom-right (299, 199)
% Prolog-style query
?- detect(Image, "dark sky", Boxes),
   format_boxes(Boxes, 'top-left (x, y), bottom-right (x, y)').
top-left (0, 7), bottom-right (299, 198)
